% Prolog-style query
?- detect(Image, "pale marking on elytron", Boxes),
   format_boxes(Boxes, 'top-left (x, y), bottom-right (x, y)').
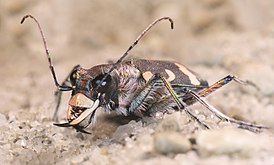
top-left (165, 69), bottom-right (176, 82)
top-left (175, 63), bottom-right (200, 85)
top-left (142, 71), bottom-right (154, 82)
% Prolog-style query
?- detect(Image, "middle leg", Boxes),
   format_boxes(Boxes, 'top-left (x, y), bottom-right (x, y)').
top-left (128, 73), bottom-right (210, 129)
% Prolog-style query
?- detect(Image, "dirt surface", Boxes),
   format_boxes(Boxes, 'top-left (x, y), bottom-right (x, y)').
top-left (1, 0), bottom-right (274, 165)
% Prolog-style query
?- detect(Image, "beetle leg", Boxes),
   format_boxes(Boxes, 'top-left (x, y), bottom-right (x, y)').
top-left (130, 73), bottom-right (209, 129)
top-left (198, 75), bottom-right (259, 97)
top-left (53, 65), bottom-right (80, 122)
top-left (187, 90), bottom-right (269, 130)
top-left (155, 74), bottom-right (268, 130)
top-left (192, 75), bottom-right (269, 130)
top-left (157, 74), bottom-right (210, 129)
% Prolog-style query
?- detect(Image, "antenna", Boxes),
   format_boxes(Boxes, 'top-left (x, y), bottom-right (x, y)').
top-left (21, 15), bottom-right (174, 93)
top-left (95, 17), bottom-right (174, 94)
top-left (21, 15), bottom-right (72, 91)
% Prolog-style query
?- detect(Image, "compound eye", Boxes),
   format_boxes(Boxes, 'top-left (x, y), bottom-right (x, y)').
top-left (70, 70), bottom-right (78, 86)
top-left (91, 74), bottom-right (111, 92)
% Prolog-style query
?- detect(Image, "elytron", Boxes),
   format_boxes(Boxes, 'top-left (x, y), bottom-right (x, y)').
top-left (21, 15), bottom-right (268, 133)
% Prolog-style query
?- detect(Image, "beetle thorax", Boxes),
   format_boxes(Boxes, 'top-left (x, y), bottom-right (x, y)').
top-left (111, 64), bottom-right (145, 115)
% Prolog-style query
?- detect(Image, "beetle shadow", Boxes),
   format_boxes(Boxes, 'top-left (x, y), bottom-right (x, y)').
top-left (90, 111), bottom-right (141, 139)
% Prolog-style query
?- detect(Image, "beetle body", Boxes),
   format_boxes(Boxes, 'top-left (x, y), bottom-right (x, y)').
top-left (21, 15), bottom-right (268, 133)
top-left (66, 59), bottom-right (208, 130)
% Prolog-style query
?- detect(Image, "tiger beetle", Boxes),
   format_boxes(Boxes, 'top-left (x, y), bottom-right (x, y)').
top-left (21, 14), bottom-right (268, 134)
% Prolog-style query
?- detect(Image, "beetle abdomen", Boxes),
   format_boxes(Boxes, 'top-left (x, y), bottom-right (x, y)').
top-left (126, 59), bottom-right (208, 86)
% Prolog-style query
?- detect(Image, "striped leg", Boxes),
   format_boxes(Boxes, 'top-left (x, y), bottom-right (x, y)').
top-left (175, 75), bottom-right (267, 130)
top-left (155, 74), bottom-right (210, 129)
top-left (53, 65), bottom-right (80, 121)
top-left (198, 75), bottom-right (258, 97)
top-left (169, 75), bottom-right (268, 130)
top-left (129, 73), bottom-right (209, 129)
top-left (187, 90), bottom-right (268, 130)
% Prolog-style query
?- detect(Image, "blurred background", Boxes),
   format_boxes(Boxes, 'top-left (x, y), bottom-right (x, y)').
top-left (1, 0), bottom-right (274, 113)
top-left (1, 0), bottom-right (274, 164)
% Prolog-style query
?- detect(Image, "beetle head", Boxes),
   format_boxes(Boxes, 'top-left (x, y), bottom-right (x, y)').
top-left (54, 65), bottom-right (115, 133)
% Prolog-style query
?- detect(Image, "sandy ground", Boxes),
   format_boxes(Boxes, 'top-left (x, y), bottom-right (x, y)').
top-left (1, 0), bottom-right (274, 164)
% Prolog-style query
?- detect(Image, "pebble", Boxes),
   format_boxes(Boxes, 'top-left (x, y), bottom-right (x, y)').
top-left (196, 128), bottom-right (263, 157)
top-left (154, 131), bottom-right (192, 154)
top-left (14, 137), bottom-right (27, 147)
top-left (71, 155), bottom-right (85, 164)
top-left (156, 112), bottom-right (186, 132)
top-left (156, 113), bottom-right (180, 132)
top-left (112, 121), bottom-right (142, 143)
top-left (0, 113), bottom-right (7, 127)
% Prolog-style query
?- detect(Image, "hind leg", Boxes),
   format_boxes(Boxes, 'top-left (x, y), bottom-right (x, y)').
top-left (187, 90), bottom-right (268, 130)
top-left (153, 74), bottom-right (210, 129)
top-left (198, 75), bottom-right (258, 97)
top-left (173, 75), bottom-right (268, 130)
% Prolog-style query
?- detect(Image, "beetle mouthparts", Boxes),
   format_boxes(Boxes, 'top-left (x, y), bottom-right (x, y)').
top-left (68, 99), bottom-right (100, 125)
top-left (53, 98), bottom-right (100, 133)
top-left (53, 122), bottom-right (71, 127)
top-left (53, 122), bottom-right (92, 134)
top-left (53, 99), bottom-right (99, 134)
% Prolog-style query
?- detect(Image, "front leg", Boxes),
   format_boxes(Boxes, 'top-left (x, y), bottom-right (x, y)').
top-left (53, 65), bottom-right (80, 121)
top-left (127, 74), bottom-right (168, 116)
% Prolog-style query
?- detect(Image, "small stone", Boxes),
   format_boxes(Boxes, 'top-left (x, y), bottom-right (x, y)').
top-left (154, 131), bottom-right (192, 154)
top-left (112, 121), bottom-right (142, 143)
top-left (14, 138), bottom-right (27, 147)
top-left (71, 155), bottom-right (85, 164)
top-left (100, 147), bottom-right (109, 155)
top-left (82, 147), bottom-right (108, 165)
top-left (156, 112), bottom-right (188, 132)
top-left (30, 121), bottom-right (41, 128)
top-left (196, 128), bottom-right (262, 157)
top-left (0, 113), bottom-right (7, 126)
